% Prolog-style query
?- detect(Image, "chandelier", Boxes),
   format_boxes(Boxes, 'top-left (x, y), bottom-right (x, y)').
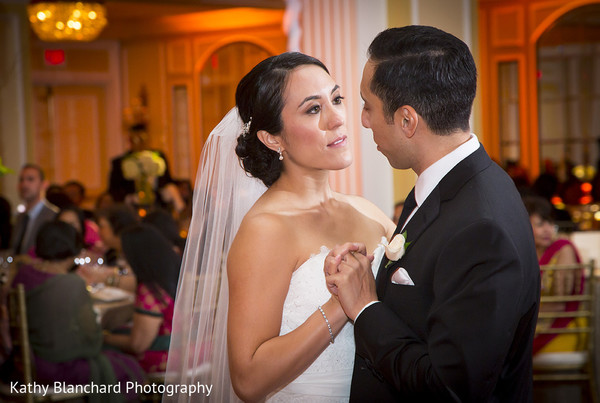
top-left (27, 1), bottom-right (107, 42)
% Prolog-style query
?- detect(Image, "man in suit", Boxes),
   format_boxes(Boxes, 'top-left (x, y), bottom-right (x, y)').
top-left (11, 164), bottom-right (59, 255)
top-left (108, 123), bottom-right (174, 203)
top-left (325, 26), bottom-right (540, 402)
top-left (108, 123), bottom-right (184, 213)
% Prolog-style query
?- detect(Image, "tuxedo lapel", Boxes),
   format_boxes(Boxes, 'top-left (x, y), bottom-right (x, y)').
top-left (400, 189), bottom-right (440, 256)
top-left (394, 189), bottom-right (416, 236)
top-left (375, 146), bottom-right (492, 297)
top-left (377, 189), bottom-right (441, 296)
top-left (376, 188), bottom-right (415, 295)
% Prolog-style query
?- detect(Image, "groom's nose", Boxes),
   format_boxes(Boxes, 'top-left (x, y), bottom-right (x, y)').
top-left (361, 108), bottom-right (371, 129)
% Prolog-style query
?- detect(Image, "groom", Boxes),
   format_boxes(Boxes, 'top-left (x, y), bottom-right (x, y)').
top-left (325, 26), bottom-right (540, 402)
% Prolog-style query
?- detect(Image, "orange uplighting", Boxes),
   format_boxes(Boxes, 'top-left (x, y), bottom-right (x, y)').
top-left (151, 8), bottom-right (284, 36)
top-left (550, 196), bottom-right (566, 210)
top-left (138, 208), bottom-right (147, 218)
top-left (579, 196), bottom-right (593, 205)
top-left (581, 182), bottom-right (592, 193)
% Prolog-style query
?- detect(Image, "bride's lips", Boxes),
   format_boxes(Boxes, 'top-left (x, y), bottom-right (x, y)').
top-left (327, 135), bottom-right (347, 147)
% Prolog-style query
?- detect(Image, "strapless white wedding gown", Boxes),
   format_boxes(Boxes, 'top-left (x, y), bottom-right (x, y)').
top-left (266, 238), bottom-right (387, 402)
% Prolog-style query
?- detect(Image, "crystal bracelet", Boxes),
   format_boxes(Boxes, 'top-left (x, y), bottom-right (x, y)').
top-left (318, 305), bottom-right (334, 344)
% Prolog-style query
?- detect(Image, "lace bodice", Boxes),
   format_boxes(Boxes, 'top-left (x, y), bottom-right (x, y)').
top-left (266, 238), bottom-right (387, 402)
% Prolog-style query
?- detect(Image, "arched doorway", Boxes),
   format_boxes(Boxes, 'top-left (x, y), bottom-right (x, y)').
top-left (479, 0), bottom-right (600, 188)
top-left (536, 4), bottom-right (600, 205)
top-left (198, 42), bottom-right (271, 145)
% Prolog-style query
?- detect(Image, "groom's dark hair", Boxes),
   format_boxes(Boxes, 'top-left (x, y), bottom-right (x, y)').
top-left (235, 52), bottom-right (329, 187)
top-left (368, 25), bottom-right (477, 135)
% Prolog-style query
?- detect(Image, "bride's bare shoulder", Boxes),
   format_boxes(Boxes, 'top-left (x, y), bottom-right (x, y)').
top-left (229, 206), bottom-right (299, 275)
top-left (336, 193), bottom-right (394, 230)
top-left (234, 205), bottom-right (293, 249)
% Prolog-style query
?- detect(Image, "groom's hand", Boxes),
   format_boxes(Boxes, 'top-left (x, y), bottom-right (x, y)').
top-left (324, 243), bottom-right (377, 321)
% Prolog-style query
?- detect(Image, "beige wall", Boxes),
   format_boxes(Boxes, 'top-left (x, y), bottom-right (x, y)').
top-left (416, 0), bottom-right (482, 141)
top-left (386, 0), bottom-right (481, 205)
top-left (354, 0), bottom-right (394, 216)
top-left (387, 0), bottom-right (417, 205)
top-left (0, 2), bottom-right (32, 207)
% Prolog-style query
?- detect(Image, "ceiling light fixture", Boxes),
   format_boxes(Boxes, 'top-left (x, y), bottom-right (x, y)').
top-left (27, 1), bottom-right (107, 42)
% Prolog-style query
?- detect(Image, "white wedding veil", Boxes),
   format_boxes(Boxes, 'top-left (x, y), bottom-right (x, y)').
top-left (164, 107), bottom-right (266, 402)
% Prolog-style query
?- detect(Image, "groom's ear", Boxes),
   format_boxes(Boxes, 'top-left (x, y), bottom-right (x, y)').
top-left (256, 130), bottom-right (281, 152)
top-left (395, 106), bottom-right (419, 138)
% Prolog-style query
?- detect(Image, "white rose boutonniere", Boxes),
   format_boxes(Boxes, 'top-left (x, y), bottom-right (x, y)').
top-left (385, 231), bottom-right (410, 268)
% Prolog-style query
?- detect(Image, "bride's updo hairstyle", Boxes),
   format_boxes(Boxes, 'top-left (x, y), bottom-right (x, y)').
top-left (235, 52), bottom-right (329, 187)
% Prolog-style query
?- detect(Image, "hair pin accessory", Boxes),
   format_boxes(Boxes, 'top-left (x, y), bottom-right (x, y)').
top-left (242, 117), bottom-right (253, 135)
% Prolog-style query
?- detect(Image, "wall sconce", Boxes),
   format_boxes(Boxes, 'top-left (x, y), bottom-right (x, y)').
top-left (28, 1), bottom-right (107, 42)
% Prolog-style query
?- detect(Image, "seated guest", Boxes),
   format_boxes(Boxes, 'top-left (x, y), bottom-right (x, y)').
top-left (63, 180), bottom-right (94, 220)
top-left (57, 205), bottom-right (105, 254)
top-left (103, 224), bottom-right (180, 374)
top-left (173, 178), bottom-right (193, 234)
top-left (95, 191), bottom-right (115, 211)
top-left (10, 164), bottom-right (58, 255)
top-left (10, 221), bottom-right (144, 400)
top-left (63, 180), bottom-right (86, 207)
top-left (78, 204), bottom-right (138, 293)
top-left (142, 208), bottom-right (186, 255)
top-left (522, 195), bottom-right (585, 354)
top-left (45, 184), bottom-right (72, 210)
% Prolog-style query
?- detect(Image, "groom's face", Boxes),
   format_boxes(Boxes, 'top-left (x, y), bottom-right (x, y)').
top-left (360, 61), bottom-right (405, 169)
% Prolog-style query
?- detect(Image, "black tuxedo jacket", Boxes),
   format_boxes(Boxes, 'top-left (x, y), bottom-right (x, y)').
top-left (108, 149), bottom-right (173, 203)
top-left (351, 146), bottom-right (540, 402)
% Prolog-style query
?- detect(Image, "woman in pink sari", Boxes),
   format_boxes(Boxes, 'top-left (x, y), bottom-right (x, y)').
top-left (523, 195), bottom-right (584, 354)
top-left (103, 223), bottom-right (179, 374)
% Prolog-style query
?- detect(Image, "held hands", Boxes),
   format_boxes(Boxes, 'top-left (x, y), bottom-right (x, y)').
top-left (324, 243), bottom-right (377, 321)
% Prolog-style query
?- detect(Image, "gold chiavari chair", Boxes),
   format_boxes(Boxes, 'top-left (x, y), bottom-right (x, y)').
top-left (533, 260), bottom-right (598, 403)
top-left (0, 284), bottom-right (88, 402)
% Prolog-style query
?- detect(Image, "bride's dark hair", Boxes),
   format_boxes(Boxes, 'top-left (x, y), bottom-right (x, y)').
top-left (235, 52), bottom-right (329, 187)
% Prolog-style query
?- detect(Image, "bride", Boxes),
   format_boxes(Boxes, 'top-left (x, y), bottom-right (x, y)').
top-left (165, 52), bottom-right (394, 402)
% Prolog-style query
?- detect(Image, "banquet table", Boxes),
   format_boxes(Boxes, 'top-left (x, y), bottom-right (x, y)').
top-left (89, 285), bottom-right (135, 330)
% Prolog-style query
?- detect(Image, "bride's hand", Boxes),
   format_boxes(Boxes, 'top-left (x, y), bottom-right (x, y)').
top-left (324, 242), bottom-right (371, 292)
top-left (324, 251), bottom-right (342, 295)
top-left (324, 243), bottom-right (377, 321)
top-left (323, 242), bottom-right (374, 277)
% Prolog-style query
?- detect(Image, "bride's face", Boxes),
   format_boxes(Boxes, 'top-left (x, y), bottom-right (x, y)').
top-left (278, 65), bottom-right (352, 171)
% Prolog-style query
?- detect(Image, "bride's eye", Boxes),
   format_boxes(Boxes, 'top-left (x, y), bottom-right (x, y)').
top-left (332, 95), bottom-right (345, 105)
top-left (307, 105), bottom-right (321, 114)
